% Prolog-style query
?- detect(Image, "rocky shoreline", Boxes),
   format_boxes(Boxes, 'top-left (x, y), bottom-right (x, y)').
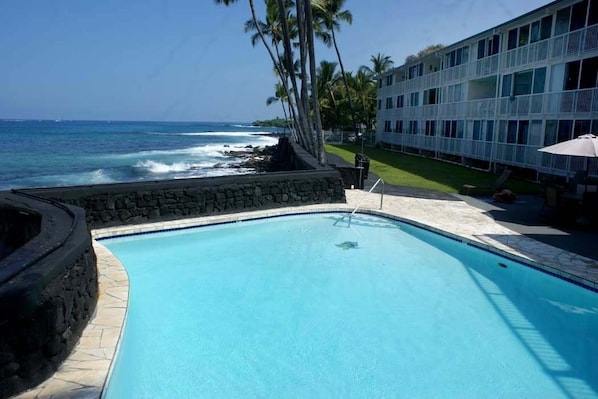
top-left (220, 144), bottom-right (280, 173)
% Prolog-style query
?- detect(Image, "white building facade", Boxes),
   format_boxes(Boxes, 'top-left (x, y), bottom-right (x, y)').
top-left (376, 0), bottom-right (598, 178)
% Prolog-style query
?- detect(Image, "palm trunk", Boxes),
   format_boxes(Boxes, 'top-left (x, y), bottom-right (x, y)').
top-left (295, 0), bottom-right (316, 156)
top-left (304, 0), bottom-right (326, 164)
top-left (276, 0), bottom-right (313, 153)
top-left (246, 0), bottom-right (300, 145)
top-left (332, 28), bottom-right (358, 137)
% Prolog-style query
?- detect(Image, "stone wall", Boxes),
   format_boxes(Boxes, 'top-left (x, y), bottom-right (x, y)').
top-left (0, 193), bottom-right (98, 398)
top-left (0, 208), bottom-right (41, 262)
top-left (20, 139), bottom-right (346, 229)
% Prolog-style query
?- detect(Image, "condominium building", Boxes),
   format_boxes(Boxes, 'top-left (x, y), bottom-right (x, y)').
top-left (376, 0), bottom-right (598, 178)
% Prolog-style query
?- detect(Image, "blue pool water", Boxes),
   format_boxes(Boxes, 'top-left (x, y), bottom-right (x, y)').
top-left (102, 213), bottom-right (598, 398)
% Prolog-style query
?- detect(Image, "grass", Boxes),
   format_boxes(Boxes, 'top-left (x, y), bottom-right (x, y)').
top-left (325, 144), bottom-right (540, 194)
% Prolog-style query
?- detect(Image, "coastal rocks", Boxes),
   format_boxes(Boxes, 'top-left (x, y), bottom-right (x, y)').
top-left (220, 145), bottom-right (281, 173)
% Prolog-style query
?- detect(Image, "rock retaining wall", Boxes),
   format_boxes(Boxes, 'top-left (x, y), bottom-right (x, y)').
top-left (20, 139), bottom-right (346, 229)
top-left (0, 193), bottom-right (98, 399)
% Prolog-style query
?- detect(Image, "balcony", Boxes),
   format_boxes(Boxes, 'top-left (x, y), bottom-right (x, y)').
top-left (498, 88), bottom-right (598, 117)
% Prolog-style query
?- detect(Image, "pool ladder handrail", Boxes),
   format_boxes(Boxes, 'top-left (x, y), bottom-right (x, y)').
top-left (348, 178), bottom-right (384, 225)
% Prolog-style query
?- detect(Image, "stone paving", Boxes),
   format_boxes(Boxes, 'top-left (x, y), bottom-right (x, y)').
top-left (14, 188), bottom-right (598, 398)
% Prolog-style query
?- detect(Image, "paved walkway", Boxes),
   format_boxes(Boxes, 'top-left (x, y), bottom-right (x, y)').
top-left (15, 177), bottom-right (598, 398)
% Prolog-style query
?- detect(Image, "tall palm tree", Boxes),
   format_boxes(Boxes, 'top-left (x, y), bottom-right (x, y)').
top-left (312, 0), bottom-right (357, 137)
top-left (216, 0), bottom-right (326, 161)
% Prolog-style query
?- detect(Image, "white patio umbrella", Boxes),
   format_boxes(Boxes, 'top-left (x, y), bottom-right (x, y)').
top-left (538, 133), bottom-right (598, 189)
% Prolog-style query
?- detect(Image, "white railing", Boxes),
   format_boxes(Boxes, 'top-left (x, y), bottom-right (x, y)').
top-left (496, 88), bottom-right (598, 116)
top-left (348, 178), bottom-right (385, 226)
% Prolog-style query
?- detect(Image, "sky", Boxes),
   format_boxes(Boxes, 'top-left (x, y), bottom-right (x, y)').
top-left (0, 0), bottom-right (553, 123)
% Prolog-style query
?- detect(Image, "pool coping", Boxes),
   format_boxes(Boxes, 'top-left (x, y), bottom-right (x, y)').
top-left (14, 195), bottom-right (598, 398)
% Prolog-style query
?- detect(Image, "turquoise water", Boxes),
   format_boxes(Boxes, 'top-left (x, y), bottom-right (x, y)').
top-left (102, 213), bottom-right (598, 398)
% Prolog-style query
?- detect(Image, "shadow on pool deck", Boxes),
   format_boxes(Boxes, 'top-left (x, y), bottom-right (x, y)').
top-left (327, 152), bottom-right (598, 262)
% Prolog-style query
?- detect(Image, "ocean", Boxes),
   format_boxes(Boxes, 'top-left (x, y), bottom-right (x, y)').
top-left (0, 120), bottom-right (281, 190)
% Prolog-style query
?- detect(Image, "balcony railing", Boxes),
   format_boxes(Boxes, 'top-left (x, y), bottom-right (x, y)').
top-left (377, 131), bottom-right (598, 176)
top-left (498, 88), bottom-right (598, 116)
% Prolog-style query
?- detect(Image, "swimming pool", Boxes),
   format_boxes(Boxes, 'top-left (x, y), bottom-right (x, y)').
top-left (102, 212), bottom-right (598, 398)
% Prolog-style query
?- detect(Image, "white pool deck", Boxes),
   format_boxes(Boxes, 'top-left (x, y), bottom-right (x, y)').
top-left (15, 189), bottom-right (598, 398)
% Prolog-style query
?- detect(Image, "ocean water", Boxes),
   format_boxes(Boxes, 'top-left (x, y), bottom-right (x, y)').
top-left (0, 120), bottom-right (281, 190)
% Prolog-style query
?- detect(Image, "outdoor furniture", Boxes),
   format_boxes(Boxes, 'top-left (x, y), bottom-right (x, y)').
top-left (461, 169), bottom-right (512, 196)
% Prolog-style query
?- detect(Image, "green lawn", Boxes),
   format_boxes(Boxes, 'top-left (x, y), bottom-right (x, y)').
top-left (325, 144), bottom-right (540, 194)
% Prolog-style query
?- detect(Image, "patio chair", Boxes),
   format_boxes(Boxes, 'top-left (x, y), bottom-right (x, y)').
top-left (460, 169), bottom-right (512, 196)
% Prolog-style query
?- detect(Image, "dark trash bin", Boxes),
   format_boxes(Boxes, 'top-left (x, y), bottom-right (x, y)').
top-left (355, 153), bottom-right (370, 179)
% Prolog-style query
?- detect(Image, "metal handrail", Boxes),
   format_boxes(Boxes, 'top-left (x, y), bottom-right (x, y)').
top-left (348, 178), bottom-right (384, 225)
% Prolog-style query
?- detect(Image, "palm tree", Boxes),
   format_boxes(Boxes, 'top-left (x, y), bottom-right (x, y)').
top-left (361, 53), bottom-right (394, 75)
top-left (216, 0), bottom-right (326, 162)
top-left (348, 70), bottom-right (377, 132)
top-left (316, 60), bottom-right (341, 129)
top-left (312, 0), bottom-right (357, 137)
top-left (266, 82), bottom-right (294, 137)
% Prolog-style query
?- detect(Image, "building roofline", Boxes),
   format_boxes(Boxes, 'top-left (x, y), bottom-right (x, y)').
top-left (387, 0), bottom-right (566, 73)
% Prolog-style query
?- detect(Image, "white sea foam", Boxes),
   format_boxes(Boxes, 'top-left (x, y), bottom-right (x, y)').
top-left (232, 124), bottom-right (260, 128)
top-left (134, 160), bottom-right (192, 174)
top-left (178, 131), bottom-right (268, 137)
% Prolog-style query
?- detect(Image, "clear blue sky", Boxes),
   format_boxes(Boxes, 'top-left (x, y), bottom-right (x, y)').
top-left (0, 0), bottom-right (552, 122)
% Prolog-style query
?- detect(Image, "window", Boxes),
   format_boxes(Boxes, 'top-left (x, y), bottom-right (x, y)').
top-left (508, 29), bottom-right (518, 50)
top-left (555, 7), bottom-right (571, 36)
top-left (540, 15), bottom-right (553, 40)
top-left (377, 99), bottom-right (382, 110)
top-left (533, 67), bottom-right (547, 93)
top-left (507, 121), bottom-right (518, 143)
top-left (502, 74), bottom-right (512, 97)
top-left (409, 120), bottom-right (419, 135)
top-left (575, 120), bottom-right (591, 137)
top-left (384, 120), bottom-right (392, 132)
top-left (443, 120), bottom-right (458, 138)
top-left (580, 56), bottom-right (598, 88)
top-left (531, 21), bottom-right (540, 43)
top-left (565, 60), bottom-right (581, 90)
top-left (395, 120), bottom-right (403, 133)
top-left (408, 63), bottom-right (424, 80)
top-left (544, 120), bottom-right (558, 146)
top-left (518, 121), bottom-right (529, 144)
top-left (570, 0), bottom-right (588, 31)
top-left (424, 88), bottom-right (439, 105)
top-left (514, 70), bottom-right (533, 95)
top-left (457, 121), bottom-right (464, 138)
top-left (486, 121), bottom-right (494, 142)
top-left (473, 121), bottom-right (482, 141)
top-left (519, 25), bottom-right (530, 47)
top-left (410, 92), bottom-right (419, 106)
top-left (590, 0), bottom-right (598, 26)
top-left (443, 46), bottom-right (469, 69)
top-left (378, 79), bottom-right (383, 89)
top-left (425, 120), bottom-right (436, 136)
top-left (558, 120), bottom-right (573, 142)
top-left (477, 39), bottom-right (486, 59)
top-left (397, 95), bottom-right (405, 108)
top-left (488, 34), bottom-right (500, 55)
top-left (386, 74), bottom-right (393, 86)
top-left (386, 97), bottom-right (393, 109)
